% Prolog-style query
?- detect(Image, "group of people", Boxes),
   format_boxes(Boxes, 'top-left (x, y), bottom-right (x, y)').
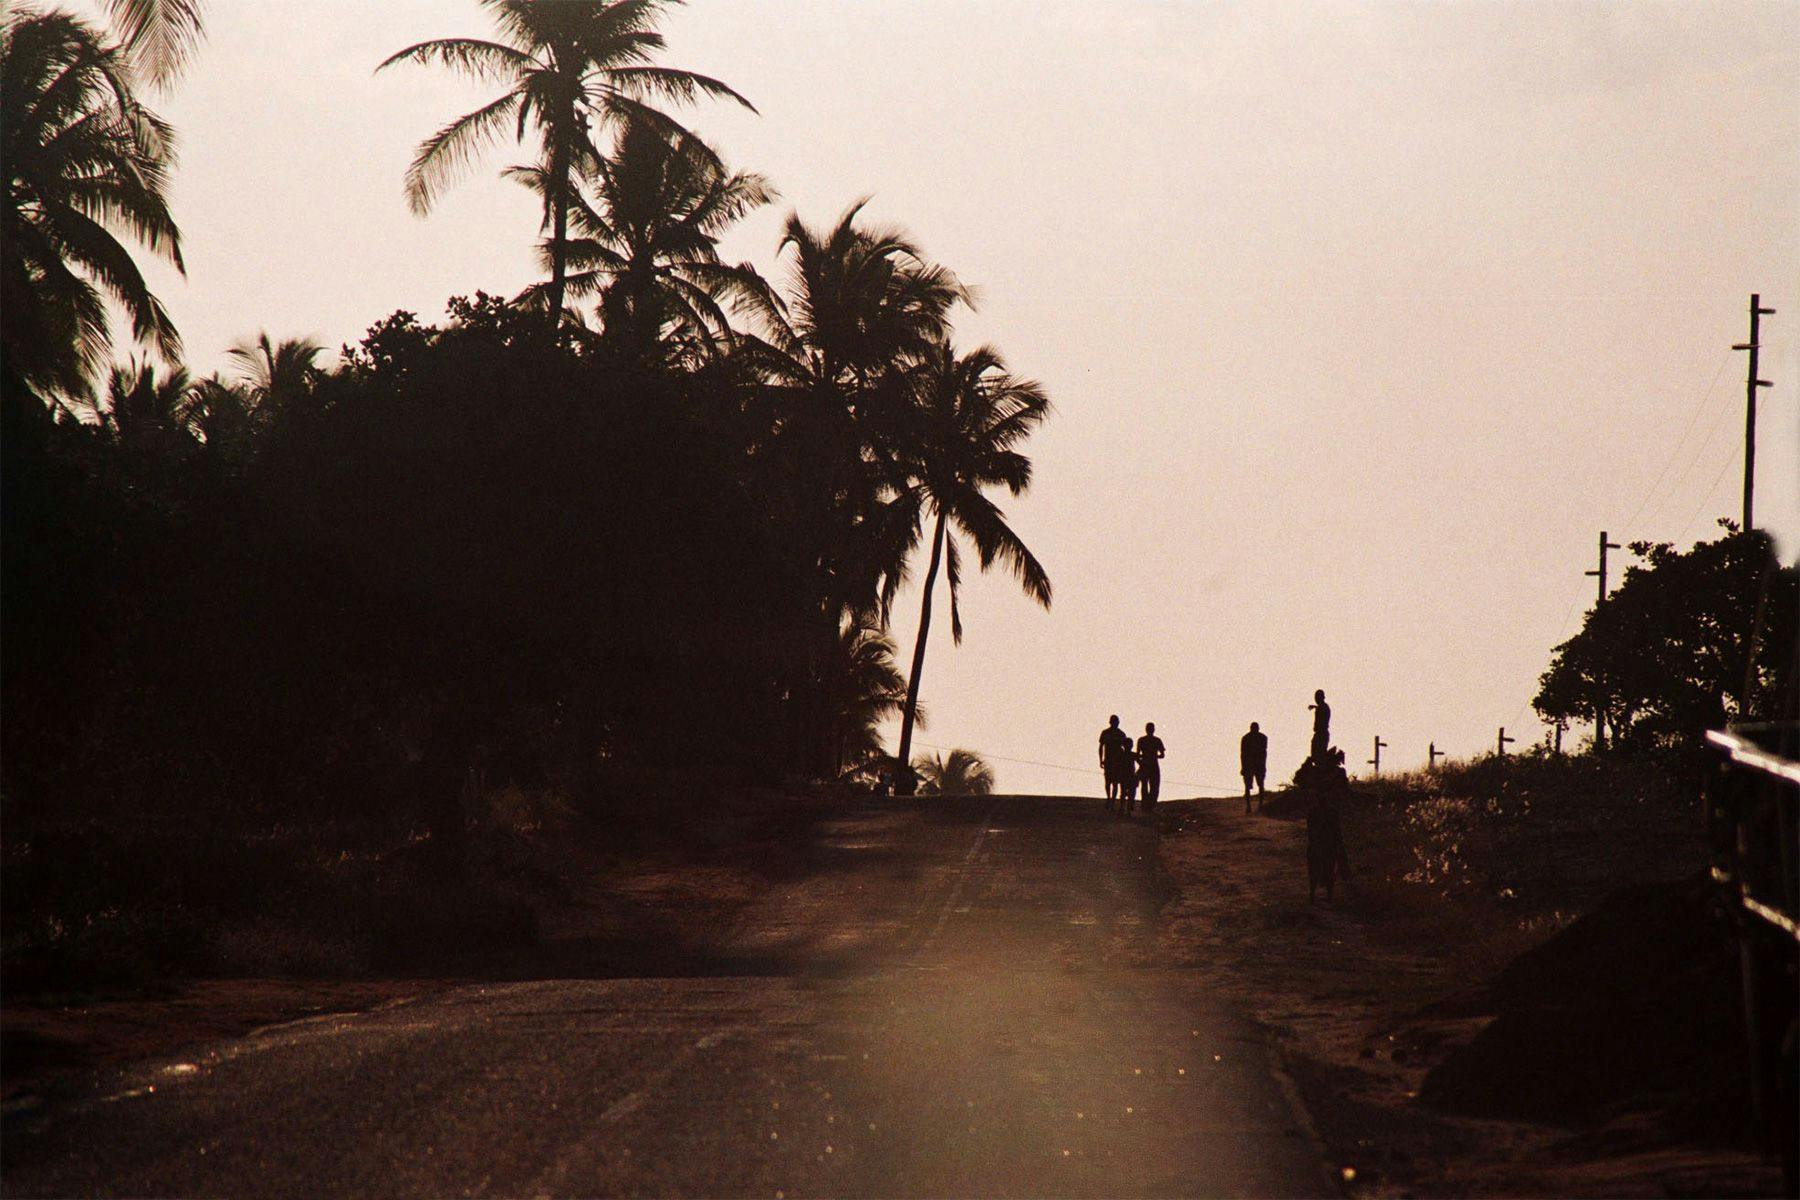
top-left (1096, 690), bottom-right (1353, 904)
top-left (1096, 716), bottom-right (1164, 815)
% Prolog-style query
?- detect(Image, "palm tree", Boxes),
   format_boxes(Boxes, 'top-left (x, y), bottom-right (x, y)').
top-left (1, 9), bottom-right (183, 409)
top-left (750, 200), bottom-right (969, 619)
top-left (820, 615), bottom-right (916, 782)
top-left (743, 202), bottom-right (967, 778)
top-left (102, 0), bottom-right (205, 87)
top-left (913, 748), bottom-right (995, 797)
top-left (226, 330), bottom-right (324, 409)
top-left (890, 339), bottom-right (1051, 792)
top-left (509, 117), bottom-right (776, 360)
top-left (379, 0), bottom-right (752, 325)
top-left (104, 359), bottom-right (194, 455)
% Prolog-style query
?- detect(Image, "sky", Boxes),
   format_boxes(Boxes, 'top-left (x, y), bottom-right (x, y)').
top-left (120, 0), bottom-right (1799, 795)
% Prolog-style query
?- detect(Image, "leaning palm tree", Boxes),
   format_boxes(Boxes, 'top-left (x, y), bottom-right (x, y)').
top-left (890, 339), bottom-right (1052, 791)
top-left (1, 9), bottom-right (183, 408)
top-left (509, 117), bottom-right (776, 360)
top-left (379, 0), bottom-right (752, 324)
top-left (913, 748), bottom-right (995, 797)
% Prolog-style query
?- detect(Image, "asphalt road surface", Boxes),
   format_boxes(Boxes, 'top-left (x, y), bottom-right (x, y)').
top-left (3, 796), bottom-right (1330, 1198)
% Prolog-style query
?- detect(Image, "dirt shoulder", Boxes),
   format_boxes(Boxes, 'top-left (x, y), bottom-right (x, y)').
top-left (2, 784), bottom-right (845, 1107)
top-left (1154, 781), bottom-right (1781, 1198)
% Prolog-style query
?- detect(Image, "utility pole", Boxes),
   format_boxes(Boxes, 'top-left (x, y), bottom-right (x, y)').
top-left (1732, 293), bottom-right (1776, 532)
top-left (1553, 719), bottom-right (1566, 755)
top-left (1584, 530), bottom-right (1621, 749)
top-left (1428, 742), bottom-right (1445, 770)
top-left (1367, 735), bottom-right (1387, 775)
top-left (1497, 727), bottom-right (1516, 757)
top-left (1585, 530), bottom-right (1621, 607)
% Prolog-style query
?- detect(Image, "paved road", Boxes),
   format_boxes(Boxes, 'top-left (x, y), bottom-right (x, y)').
top-left (3, 797), bottom-right (1329, 1197)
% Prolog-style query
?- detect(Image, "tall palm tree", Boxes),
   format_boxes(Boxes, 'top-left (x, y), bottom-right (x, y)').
top-left (509, 117), bottom-right (775, 360)
top-left (1, 9), bottom-right (183, 409)
top-left (913, 748), bottom-right (995, 797)
top-left (379, 0), bottom-right (752, 325)
top-left (890, 339), bottom-right (1051, 791)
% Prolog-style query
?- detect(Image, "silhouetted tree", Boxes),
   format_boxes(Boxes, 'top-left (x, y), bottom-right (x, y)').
top-left (512, 116), bottom-right (776, 362)
top-left (913, 748), bottom-right (995, 796)
top-left (890, 339), bottom-right (1051, 790)
top-left (744, 200), bottom-right (968, 773)
top-left (1534, 524), bottom-right (1797, 747)
top-left (2, 9), bottom-right (183, 408)
top-left (820, 615), bottom-right (914, 781)
top-left (379, 0), bottom-right (752, 324)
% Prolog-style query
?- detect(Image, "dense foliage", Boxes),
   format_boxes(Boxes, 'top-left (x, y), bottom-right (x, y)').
top-left (2, 0), bottom-right (1054, 896)
top-left (1533, 526), bottom-right (1797, 748)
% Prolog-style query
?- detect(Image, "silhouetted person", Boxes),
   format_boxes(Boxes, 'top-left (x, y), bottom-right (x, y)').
top-left (1308, 689), bottom-right (1331, 763)
top-left (1099, 715), bottom-right (1131, 809)
top-left (1240, 721), bottom-right (1267, 812)
top-left (1136, 723), bottom-right (1165, 809)
top-left (1306, 789), bottom-right (1353, 903)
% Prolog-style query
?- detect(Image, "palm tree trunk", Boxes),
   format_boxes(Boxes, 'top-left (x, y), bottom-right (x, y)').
top-left (895, 508), bottom-right (946, 795)
top-left (546, 126), bottom-right (570, 326)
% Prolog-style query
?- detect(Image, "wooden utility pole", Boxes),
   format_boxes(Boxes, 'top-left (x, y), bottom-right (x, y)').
top-left (1732, 293), bottom-right (1776, 532)
top-left (1428, 742), bottom-right (1445, 770)
top-left (1553, 719), bottom-right (1566, 755)
top-left (1367, 735), bottom-right (1387, 775)
top-left (1585, 530), bottom-right (1621, 606)
top-left (1584, 530), bottom-right (1621, 748)
top-left (1497, 727), bottom-right (1516, 757)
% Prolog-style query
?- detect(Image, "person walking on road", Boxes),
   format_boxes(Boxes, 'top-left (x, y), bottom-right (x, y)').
top-left (1240, 721), bottom-right (1268, 812)
top-left (1136, 723), bottom-right (1165, 809)
top-left (1099, 715), bottom-right (1132, 810)
top-left (1308, 690), bottom-right (1331, 763)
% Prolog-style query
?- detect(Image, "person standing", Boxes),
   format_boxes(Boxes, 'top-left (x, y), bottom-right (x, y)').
top-left (1136, 723), bottom-right (1165, 809)
top-left (1308, 690), bottom-right (1331, 763)
top-left (1099, 715), bottom-right (1132, 809)
top-left (1240, 721), bottom-right (1268, 811)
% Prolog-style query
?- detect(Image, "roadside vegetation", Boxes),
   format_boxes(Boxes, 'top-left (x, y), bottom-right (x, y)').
top-left (2, 0), bottom-right (1052, 991)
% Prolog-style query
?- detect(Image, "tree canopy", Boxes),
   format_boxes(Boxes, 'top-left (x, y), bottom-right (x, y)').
top-left (1534, 525), bottom-right (1797, 748)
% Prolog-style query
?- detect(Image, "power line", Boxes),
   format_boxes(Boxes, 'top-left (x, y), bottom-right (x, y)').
top-left (1675, 441), bottom-right (1743, 545)
top-left (1613, 350), bottom-right (1731, 533)
top-left (1646, 380), bottom-right (1739, 528)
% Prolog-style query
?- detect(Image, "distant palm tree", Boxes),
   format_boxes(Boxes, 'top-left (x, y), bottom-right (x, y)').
top-left (821, 615), bottom-right (916, 781)
top-left (226, 331), bottom-right (325, 409)
top-left (1, 9), bottom-right (183, 408)
top-left (104, 359), bottom-right (194, 455)
top-left (510, 117), bottom-right (776, 360)
top-left (379, 0), bottom-right (752, 324)
top-left (890, 340), bottom-right (1051, 790)
top-left (913, 748), bottom-right (995, 797)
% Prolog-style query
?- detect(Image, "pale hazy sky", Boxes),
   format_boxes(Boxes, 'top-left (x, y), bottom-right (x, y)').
top-left (126, 0), bottom-right (1797, 794)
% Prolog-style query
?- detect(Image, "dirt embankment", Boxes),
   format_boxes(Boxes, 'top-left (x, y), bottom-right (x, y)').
top-left (1154, 755), bottom-right (1782, 1198)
